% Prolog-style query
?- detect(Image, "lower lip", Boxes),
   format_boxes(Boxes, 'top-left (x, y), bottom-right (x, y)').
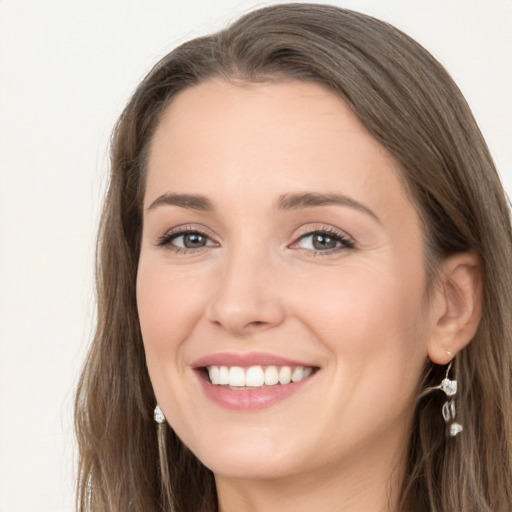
top-left (196, 371), bottom-right (315, 411)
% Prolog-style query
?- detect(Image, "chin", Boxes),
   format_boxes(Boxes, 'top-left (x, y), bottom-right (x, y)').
top-left (188, 434), bottom-right (301, 480)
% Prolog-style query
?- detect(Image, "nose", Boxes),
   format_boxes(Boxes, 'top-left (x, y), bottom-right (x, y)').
top-left (206, 247), bottom-right (286, 336)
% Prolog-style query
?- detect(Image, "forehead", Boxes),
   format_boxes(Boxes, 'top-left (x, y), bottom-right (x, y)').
top-left (145, 79), bottom-right (412, 222)
top-left (150, 79), bottom-right (382, 153)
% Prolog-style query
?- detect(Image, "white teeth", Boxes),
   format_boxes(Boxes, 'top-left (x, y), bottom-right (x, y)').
top-left (264, 366), bottom-right (279, 386)
top-left (229, 366), bottom-right (245, 387)
top-left (209, 365), bottom-right (220, 385)
top-left (278, 366), bottom-right (292, 384)
top-left (206, 365), bottom-right (314, 387)
top-left (245, 366), bottom-right (265, 387)
top-left (291, 367), bottom-right (304, 382)
top-left (219, 366), bottom-right (229, 385)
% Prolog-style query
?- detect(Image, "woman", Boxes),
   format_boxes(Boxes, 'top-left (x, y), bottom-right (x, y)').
top-left (75, 4), bottom-right (512, 511)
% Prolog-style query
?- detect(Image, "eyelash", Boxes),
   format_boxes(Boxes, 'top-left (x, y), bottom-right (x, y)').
top-left (156, 227), bottom-right (216, 255)
top-left (291, 228), bottom-right (355, 255)
top-left (156, 226), bottom-right (355, 255)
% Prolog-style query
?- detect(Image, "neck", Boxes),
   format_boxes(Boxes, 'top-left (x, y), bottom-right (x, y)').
top-left (215, 439), bottom-right (407, 512)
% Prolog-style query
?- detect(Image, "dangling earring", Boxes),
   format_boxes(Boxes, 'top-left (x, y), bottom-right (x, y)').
top-left (154, 404), bottom-right (166, 424)
top-left (422, 360), bottom-right (463, 437)
top-left (153, 404), bottom-right (173, 506)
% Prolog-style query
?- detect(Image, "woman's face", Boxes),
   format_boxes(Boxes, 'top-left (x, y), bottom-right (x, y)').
top-left (137, 79), bottom-right (434, 482)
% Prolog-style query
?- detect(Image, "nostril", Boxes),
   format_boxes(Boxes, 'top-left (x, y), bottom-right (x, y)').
top-left (207, 291), bottom-right (286, 335)
top-left (242, 320), bottom-right (271, 331)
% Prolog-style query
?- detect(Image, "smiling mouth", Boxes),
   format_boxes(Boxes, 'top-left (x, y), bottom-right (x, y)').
top-left (204, 365), bottom-right (318, 388)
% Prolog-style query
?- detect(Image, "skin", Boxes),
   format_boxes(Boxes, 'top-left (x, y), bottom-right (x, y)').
top-left (136, 79), bottom-right (478, 511)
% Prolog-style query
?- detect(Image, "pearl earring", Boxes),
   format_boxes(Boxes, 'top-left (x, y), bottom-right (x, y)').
top-left (154, 405), bottom-right (166, 424)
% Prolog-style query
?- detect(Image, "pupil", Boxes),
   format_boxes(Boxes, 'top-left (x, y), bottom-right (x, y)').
top-left (313, 234), bottom-right (337, 250)
top-left (184, 233), bottom-right (205, 248)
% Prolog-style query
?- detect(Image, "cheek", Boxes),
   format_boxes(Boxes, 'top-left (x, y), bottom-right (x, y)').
top-left (289, 261), bottom-right (429, 360)
top-left (287, 264), bottom-right (429, 442)
top-left (136, 262), bottom-right (210, 383)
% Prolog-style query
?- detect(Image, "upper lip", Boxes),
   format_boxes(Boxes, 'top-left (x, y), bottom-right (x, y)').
top-left (191, 352), bottom-right (317, 369)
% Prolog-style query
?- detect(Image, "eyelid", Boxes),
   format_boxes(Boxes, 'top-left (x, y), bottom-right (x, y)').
top-left (288, 225), bottom-right (355, 252)
top-left (154, 223), bottom-right (355, 254)
top-left (155, 224), bottom-right (219, 249)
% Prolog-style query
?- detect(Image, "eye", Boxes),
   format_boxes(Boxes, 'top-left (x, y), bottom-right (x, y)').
top-left (172, 232), bottom-right (211, 249)
top-left (157, 229), bottom-right (218, 252)
top-left (291, 229), bottom-right (355, 253)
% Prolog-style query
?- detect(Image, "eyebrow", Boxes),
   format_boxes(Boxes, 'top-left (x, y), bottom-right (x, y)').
top-left (277, 192), bottom-right (380, 222)
top-left (146, 191), bottom-right (379, 222)
top-left (146, 193), bottom-right (213, 212)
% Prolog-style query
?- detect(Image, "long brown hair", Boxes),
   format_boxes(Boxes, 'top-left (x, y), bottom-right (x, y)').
top-left (75, 4), bottom-right (512, 511)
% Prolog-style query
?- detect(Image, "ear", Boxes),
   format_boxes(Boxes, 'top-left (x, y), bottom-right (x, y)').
top-left (427, 252), bottom-right (482, 365)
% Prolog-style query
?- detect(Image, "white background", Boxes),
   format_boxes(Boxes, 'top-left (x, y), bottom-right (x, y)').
top-left (0, 1), bottom-right (510, 510)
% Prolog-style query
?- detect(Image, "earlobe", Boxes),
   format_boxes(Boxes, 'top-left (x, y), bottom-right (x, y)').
top-left (427, 252), bottom-right (482, 365)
